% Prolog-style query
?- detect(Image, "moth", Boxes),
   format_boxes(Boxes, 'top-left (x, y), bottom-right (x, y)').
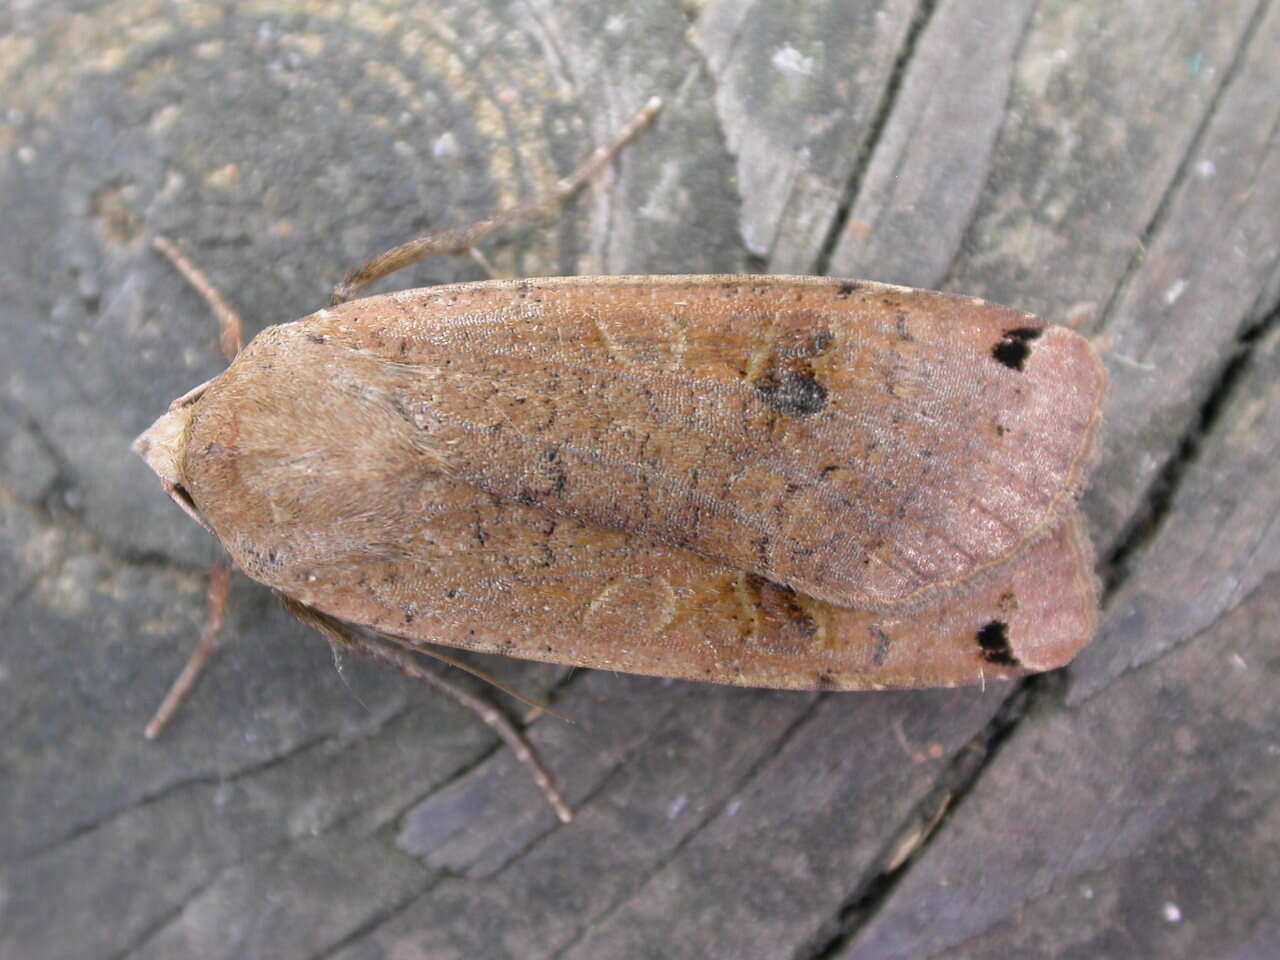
top-left (133, 97), bottom-right (1105, 820)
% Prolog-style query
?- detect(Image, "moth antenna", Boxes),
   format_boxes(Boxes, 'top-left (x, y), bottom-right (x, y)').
top-left (280, 596), bottom-right (573, 823)
top-left (152, 235), bottom-right (244, 362)
top-left (145, 563), bottom-right (232, 739)
top-left (331, 95), bottom-right (663, 303)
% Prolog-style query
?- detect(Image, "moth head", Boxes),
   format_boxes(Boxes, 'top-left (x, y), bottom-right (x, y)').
top-left (132, 379), bottom-right (210, 529)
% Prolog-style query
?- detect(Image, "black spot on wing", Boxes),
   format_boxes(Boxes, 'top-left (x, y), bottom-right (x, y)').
top-left (755, 370), bottom-right (828, 418)
top-left (977, 620), bottom-right (1020, 667)
top-left (992, 327), bottom-right (1043, 371)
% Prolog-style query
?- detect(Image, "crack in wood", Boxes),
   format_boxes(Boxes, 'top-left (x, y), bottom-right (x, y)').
top-left (812, 0), bottom-right (944, 276)
top-left (549, 695), bottom-right (826, 959)
top-left (108, 872), bottom-right (224, 960)
top-left (1096, 0), bottom-right (1275, 335)
top-left (303, 878), bottom-right (438, 960)
top-left (8, 731), bottom-right (332, 867)
top-left (794, 674), bottom-right (1059, 960)
top-left (1103, 299), bottom-right (1279, 595)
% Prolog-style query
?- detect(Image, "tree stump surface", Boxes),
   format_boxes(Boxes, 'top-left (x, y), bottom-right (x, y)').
top-left (1, 2), bottom-right (1277, 958)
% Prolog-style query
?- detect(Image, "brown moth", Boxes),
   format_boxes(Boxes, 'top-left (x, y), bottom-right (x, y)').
top-left (133, 98), bottom-right (1105, 818)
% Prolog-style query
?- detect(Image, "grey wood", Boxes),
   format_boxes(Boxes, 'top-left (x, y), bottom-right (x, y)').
top-left (826, 0), bottom-right (1037, 290)
top-left (1, 1), bottom-right (1276, 958)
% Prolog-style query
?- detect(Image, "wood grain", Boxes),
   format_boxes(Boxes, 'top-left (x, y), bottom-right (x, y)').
top-left (0, 0), bottom-right (1275, 957)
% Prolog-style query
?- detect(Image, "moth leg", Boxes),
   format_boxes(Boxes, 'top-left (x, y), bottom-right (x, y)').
top-left (145, 562), bottom-right (232, 739)
top-left (281, 597), bottom-right (574, 824)
top-left (330, 95), bottom-right (662, 304)
top-left (142, 240), bottom-right (243, 737)
top-left (152, 235), bottom-right (244, 362)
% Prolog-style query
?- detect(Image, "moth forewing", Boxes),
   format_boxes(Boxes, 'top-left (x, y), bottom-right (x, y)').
top-left (164, 277), bottom-right (1103, 691)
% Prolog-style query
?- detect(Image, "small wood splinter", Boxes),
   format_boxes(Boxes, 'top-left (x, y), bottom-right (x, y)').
top-left (137, 97), bottom-right (668, 822)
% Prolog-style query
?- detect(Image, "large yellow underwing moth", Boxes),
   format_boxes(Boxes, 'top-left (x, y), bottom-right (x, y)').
top-left (133, 97), bottom-right (1104, 819)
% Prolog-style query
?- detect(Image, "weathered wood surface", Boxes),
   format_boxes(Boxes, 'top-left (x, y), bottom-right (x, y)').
top-left (1, 1), bottom-right (1277, 957)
